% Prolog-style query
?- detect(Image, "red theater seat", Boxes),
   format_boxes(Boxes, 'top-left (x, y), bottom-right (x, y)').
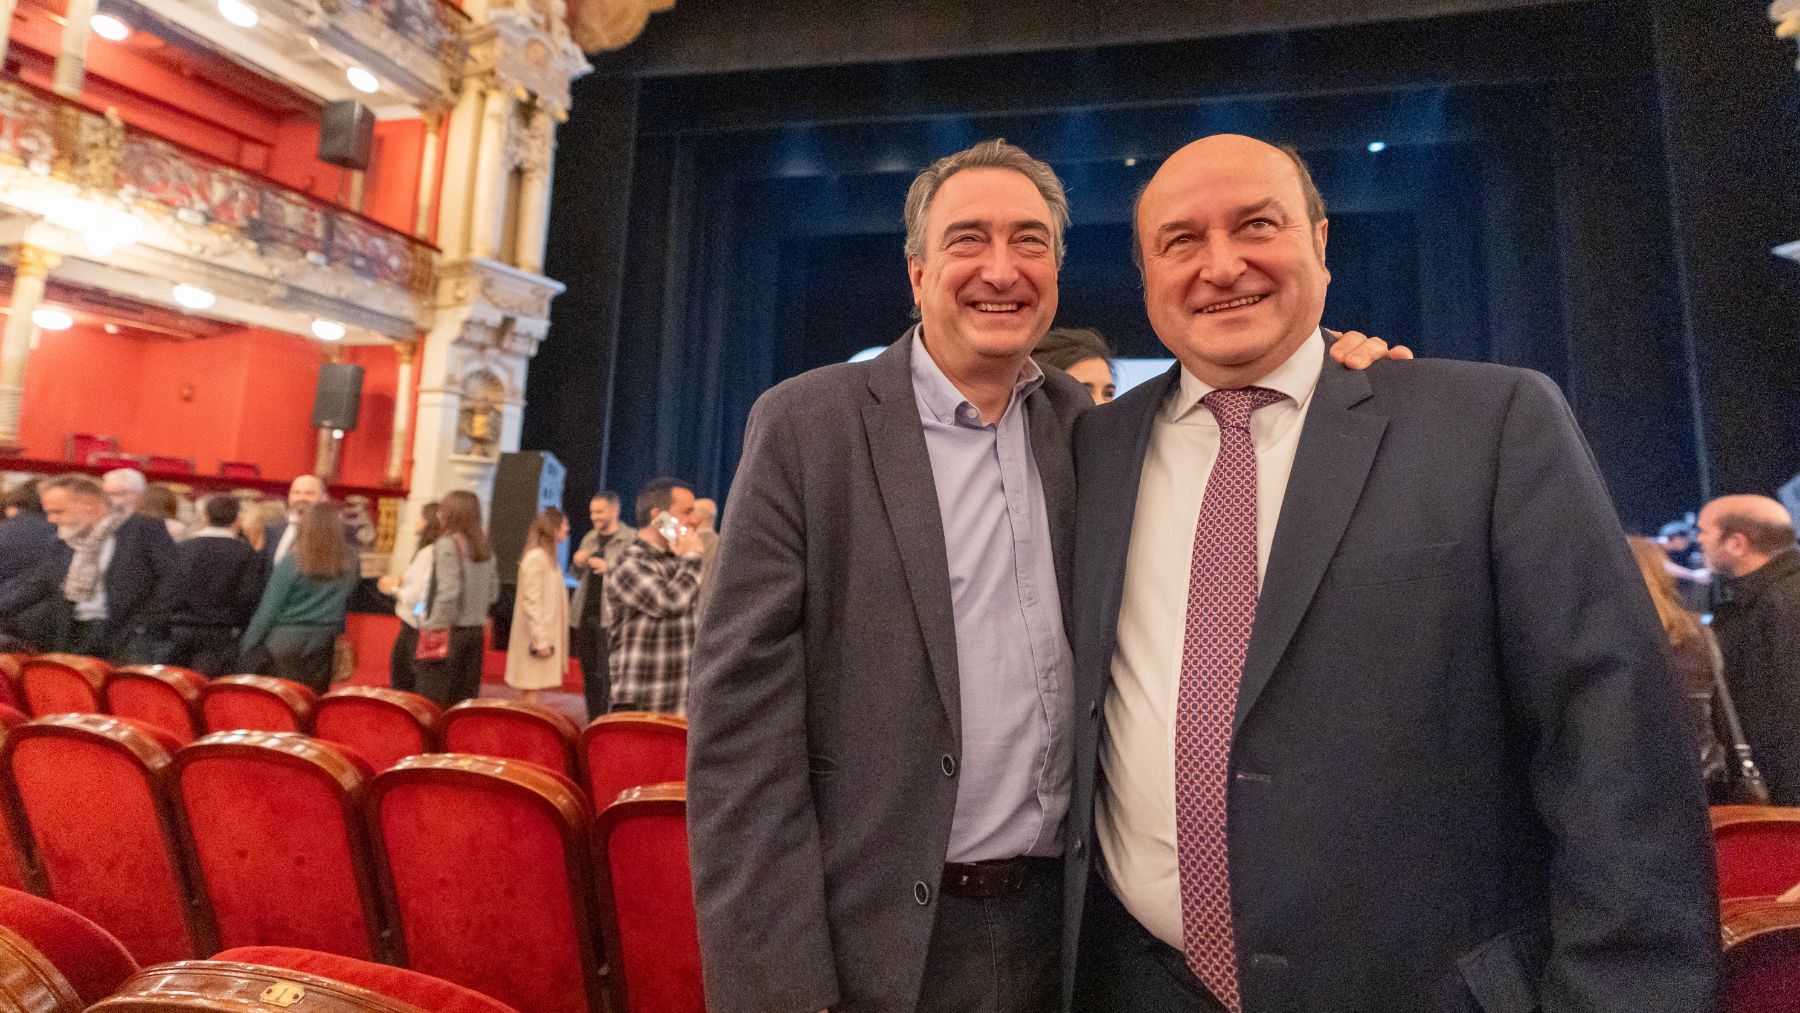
top-left (0, 714), bottom-right (213, 963)
top-left (315, 687), bottom-right (441, 772)
top-left (145, 455), bottom-right (196, 474)
top-left (106, 666), bottom-right (207, 745)
top-left (1722, 898), bottom-right (1800, 1013)
top-left (172, 732), bottom-right (384, 961)
top-left (1714, 806), bottom-right (1800, 901)
top-left (217, 461), bottom-right (262, 479)
top-left (0, 655), bottom-right (23, 708)
top-left (0, 885), bottom-right (138, 1007)
top-left (19, 654), bottom-right (110, 716)
top-left (211, 947), bottom-right (522, 1013)
top-left (200, 675), bottom-right (317, 734)
top-left (440, 699), bottom-right (579, 778)
top-left (580, 711), bottom-right (686, 811)
top-left (367, 754), bottom-right (605, 1013)
top-left (594, 782), bottom-right (703, 1013)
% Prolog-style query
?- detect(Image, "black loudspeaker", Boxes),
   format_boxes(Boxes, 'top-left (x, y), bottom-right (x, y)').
top-left (311, 363), bottom-right (364, 431)
top-left (318, 100), bottom-right (375, 171)
top-left (490, 451), bottom-right (567, 583)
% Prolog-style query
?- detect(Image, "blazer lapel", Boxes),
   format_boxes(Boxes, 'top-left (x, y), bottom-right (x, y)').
top-left (1026, 387), bottom-right (1077, 606)
top-left (862, 333), bottom-right (964, 743)
top-left (1233, 358), bottom-right (1386, 736)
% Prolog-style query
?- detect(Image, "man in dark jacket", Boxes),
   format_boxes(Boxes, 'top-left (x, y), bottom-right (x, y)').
top-left (0, 480), bottom-right (59, 648)
top-left (165, 495), bottom-right (267, 675)
top-left (29, 474), bottom-right (176, 661)
top-left (1700, 494), bottom-right (1800, 804)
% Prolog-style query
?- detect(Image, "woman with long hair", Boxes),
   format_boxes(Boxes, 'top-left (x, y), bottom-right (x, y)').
top-left (506, 507), bottom-right (570, 704)
top-left (414, 489), bottom-right (499, 707)
top-left (377, 502), bottom-right (440, 692)
top-left (1626, 535), bottom-right (1724, 789)
top-left (240, 501), bottom-right (357, 692)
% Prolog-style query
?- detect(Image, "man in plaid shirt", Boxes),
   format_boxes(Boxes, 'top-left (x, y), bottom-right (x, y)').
top-left (605, 477), bottom-right (706, 715)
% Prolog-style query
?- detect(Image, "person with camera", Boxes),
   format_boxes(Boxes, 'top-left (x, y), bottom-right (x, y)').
top-left (604, 477), bottom-right (705, 716)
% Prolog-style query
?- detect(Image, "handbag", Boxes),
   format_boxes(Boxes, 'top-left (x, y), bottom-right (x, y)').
top-left (414, 547), bottom-right (453, 662)
top-left (1706, 629), bottom-right (1772, 805)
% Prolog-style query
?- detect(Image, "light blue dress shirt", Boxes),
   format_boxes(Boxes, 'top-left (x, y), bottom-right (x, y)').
top-left (911, 332), bottom-right (1073, 863)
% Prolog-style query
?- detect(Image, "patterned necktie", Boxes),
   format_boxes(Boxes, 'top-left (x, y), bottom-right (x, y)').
top-left (1176, 385), bottom-right (1287, 1013)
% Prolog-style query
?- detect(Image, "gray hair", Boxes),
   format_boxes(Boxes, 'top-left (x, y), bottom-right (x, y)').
top-left (903, 139), bottom-right (1071, 267)
top-left (101, 467), bottom-right (146, 493)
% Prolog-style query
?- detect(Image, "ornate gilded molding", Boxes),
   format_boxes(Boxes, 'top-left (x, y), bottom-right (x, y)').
top-left (566, 0), bottom-right (674, 53)
top-left (8, 244), bottom-right (61, 278)
top-left (465, 0), bottom-right (591, 116)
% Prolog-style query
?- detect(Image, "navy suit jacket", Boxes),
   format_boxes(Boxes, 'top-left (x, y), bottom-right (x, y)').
top-left (1062, 352), bottom-right (1717, 1012)
top-left (6, 512), bottom-right (176, 654)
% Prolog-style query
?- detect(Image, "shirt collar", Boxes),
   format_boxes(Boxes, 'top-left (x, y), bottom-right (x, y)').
top-left (910, 327), bottom-right (1044, 428)
top-left (1166, 328), bottom-right (1326, 422)
top-left (193, 527), bottom-right (237, 539)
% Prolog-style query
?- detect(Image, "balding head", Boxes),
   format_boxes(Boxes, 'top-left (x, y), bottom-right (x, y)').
top-left (288, 475), bottom-right (326, 515)
top-left (1698, 494), bottom-right (1796, 577)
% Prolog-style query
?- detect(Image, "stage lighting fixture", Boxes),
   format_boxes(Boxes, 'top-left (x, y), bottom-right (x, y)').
top-left (218, 0), bottom-right (259, 28)
top-left (1367, 141), bottom-right (1388, 154)
top-left (312, 319), bottom-right (347, 342)
top-left (90, 13), bottom-right (131, 41)
top-left (172, 284), bottom-right (218, 310)
top-left (32, 308), bottom-right (74, 331)
top-left (346, 66), bottom-right (380, 94)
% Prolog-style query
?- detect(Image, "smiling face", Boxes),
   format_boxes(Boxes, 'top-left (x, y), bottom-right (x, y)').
top-left (1136, 135), bottom-right (1330, 388)
top-left (907, 167), bottom-right (1059, 371)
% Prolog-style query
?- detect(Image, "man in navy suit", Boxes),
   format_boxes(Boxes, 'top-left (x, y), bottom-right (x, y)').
top-left (29, 474), bottom-right (175, 661)
top-left (1062, 135), bottom-right (1716, 1012)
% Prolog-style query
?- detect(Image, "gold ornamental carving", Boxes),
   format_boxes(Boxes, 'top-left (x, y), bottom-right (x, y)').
top-left (9, 245), bottom-right (61, 278)
top-left (258, 981), bottom-right (306, 1007)
top-left (568, 0), bottom-right (675, 52)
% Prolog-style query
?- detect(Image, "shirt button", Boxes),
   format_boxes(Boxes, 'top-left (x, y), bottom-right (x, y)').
top-left (914, 881), bottom-right (931, 905)
top-left (941, 754), bottom-right (956, 777)
top-left (1073, 838), bottom-right (1085, 856)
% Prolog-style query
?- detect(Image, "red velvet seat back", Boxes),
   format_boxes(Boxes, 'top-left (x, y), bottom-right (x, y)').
top-left (594, 783), bottom-right (703, 1013)
top-left (19, 655), bottom-right (109, 716)
top-left (368, 755), bottom-right (603, 1013)
top-left (580, 712), bottom-right (687, 811)
top-left (214, 946), bottom-right (524, 1013)
top-left (200, 675), bottom-right (317, 734)
top-left (0, 714), bottom-right (209, 964)
top-left (0, 655), bottom-right (23, 709)
top-left (172, 732), bottom-right (383, 961)
top-left (1713, 806), bottom-right (1800, 900)
top-left (0, 885), bottom-right (138, 1007)
top-left (315, 688), bottom-right (441, 773)
top-left (1722, 899), bottom-right (1800, 1013)
top-left (106, 666), bottom-right (206, 746)
top-left (440, 700), bottom-right (579, 777)
top-left (0, 707), bottom-right (30, 893)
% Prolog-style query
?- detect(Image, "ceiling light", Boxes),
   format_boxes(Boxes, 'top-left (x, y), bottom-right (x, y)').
top-left (217, 0), bottom-right (259, 28)
top-left (1124, 157), bottom-right (1138, 167)
top-left (1367, 140), bottom-right (1388, 154)
top-left (345, 66), bottom-right (380, 94)
top-left (311, 319), bottom-right (346, 342)
top-left (90, 13), bottom-right (130, 41)
top-left (32, 308), bottom-right (74, 331)
top-left (172, 284), bottom-right (217, 310)
top-left (84, 210), bottom-right (144, 255)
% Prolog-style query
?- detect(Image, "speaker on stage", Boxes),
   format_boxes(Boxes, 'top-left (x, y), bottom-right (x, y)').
top-left (311, 363), bottom-right (364, 431)
top-left (318, 100), bottom-right (375, 171)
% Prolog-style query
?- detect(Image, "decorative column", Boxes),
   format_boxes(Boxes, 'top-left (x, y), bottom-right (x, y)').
top-left (0, 245), bottom-right (59, 452)
top-left (0, 0), bottom-right (18, 69)
top-left (514, 105), bottom-right (558, 276)
top-left (468, 85), bottom-right (516, 262)
top-left (386, 339), bottom-right (418, 485)
top-left (414, 111), bottom-right (444, 241)
top-left (52, 0), bottom-right (98, 99)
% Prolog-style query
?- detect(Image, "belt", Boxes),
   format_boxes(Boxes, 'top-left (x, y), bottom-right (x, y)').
top-left (941, 856), bottom-right (1059, 899)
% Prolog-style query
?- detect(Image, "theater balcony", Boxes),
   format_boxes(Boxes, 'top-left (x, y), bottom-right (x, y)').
top-left (0, 77), bottom-right (433, 340)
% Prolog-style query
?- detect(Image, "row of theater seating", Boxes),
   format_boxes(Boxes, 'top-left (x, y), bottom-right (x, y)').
top-left (0, 653), bottom-right (701, 1013)
top-left (0, 653), bottom-right (688, 813)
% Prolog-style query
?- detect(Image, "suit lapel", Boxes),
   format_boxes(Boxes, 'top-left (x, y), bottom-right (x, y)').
top-left (862, 333), bottom-right (964, 743)
top-left (1026, 387), bottom-right (1076, 605)
top-left (1233, 359), bottom-right (1386, 736)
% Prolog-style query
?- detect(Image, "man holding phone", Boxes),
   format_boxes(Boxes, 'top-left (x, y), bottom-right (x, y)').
top-left (604, 476), bottom-right (706, 715)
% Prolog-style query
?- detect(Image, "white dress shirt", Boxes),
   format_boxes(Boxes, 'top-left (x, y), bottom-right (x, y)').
top-left (273, 517), bottom-right (299, 563)
top-left (1097, 330), bottom-right (1325, 950)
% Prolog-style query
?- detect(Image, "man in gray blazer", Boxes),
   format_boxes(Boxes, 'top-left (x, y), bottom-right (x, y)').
top-left (689, 138), bottom-right (1396, 1013)
top-left (1062, 135), bottom-right (1716, 1012)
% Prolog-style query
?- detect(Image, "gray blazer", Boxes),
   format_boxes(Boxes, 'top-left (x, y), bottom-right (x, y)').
top-left (423, 537), bottom-right (499, 629)
top-left (687, 331), bottom-right (1087, 1013)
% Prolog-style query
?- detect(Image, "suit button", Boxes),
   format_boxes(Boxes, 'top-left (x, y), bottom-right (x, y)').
top-left (914, 881), bottom-right (931, 905)
top-left (941, 754), bottom-right (956, 777)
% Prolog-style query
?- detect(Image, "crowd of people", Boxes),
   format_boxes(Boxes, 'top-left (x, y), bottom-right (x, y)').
top-left (0, 467), bottom-right (724, 717)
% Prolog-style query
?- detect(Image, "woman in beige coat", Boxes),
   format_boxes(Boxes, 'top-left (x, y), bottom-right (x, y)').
top-left (505, 508), bottom-right (569, 702)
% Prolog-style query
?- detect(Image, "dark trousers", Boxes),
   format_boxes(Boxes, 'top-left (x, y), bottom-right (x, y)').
top-left (1072, 875), bottom-right (1224, 1013)
top-left (390, 623), bottom-right (419, 693)
top-left (166, 625), bottom-right (242, 677)
top-left (255, 626), bottom-right (337, 694)
top-left (915, 858), bottom-right (1061, 1013)
top-left (63, 618), bottom-right (113, 659)
top-left (574, 621), bottom-right (610, 720)
top-left (413, 626), bottom-right (485, 708)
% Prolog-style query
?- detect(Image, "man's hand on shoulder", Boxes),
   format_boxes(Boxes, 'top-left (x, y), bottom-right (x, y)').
top-left (1327, 328), bottom-right (1413, 369)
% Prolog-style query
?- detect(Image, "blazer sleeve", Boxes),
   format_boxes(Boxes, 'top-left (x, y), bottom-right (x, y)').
top-left (232, 544), bottom-right (268, 624)
top-left (241, 557), bottom-right (296, 650)
top-left (1489, 371), bottom-right (1718, 1011)
top-left (423, 540), bottom-right (461, 630)
top-left (686, 394), bottom-right (839, 1013)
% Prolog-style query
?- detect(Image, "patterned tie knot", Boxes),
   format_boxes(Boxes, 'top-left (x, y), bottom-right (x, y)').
top-left (1201, 386), bottom-right (1288, 431)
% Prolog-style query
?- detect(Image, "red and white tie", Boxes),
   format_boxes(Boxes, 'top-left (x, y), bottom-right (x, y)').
top-left (1175, 385), bottom-right (1286, 1013)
